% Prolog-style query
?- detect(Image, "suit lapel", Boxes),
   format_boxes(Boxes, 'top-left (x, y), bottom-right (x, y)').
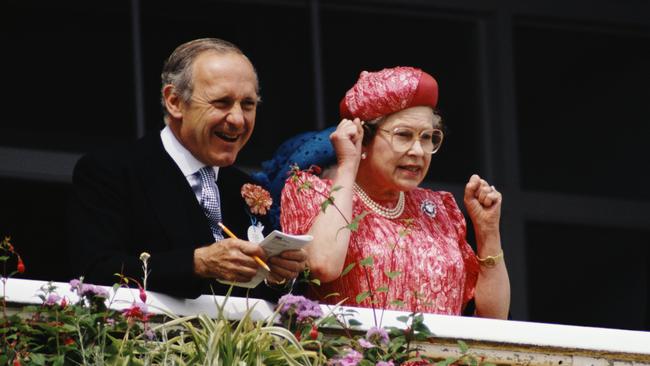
top-left (136, 135), bottom-right (214, 248)
top-left (134, 135), bottom-right (264, 247)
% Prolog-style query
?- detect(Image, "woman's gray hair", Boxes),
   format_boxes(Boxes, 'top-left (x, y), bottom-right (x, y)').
top-left (160, 38), bottom-right (259, 119)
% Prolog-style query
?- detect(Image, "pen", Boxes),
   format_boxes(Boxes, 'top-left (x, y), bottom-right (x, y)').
top-left (217, 222), bottom-right (271, 272)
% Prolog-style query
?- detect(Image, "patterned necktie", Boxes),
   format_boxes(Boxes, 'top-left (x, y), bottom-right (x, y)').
top-left (197, 167), bottom-right (224, 241)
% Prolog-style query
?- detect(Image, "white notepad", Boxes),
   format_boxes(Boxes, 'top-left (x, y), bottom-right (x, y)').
top-left (217, 230), bottom-right (313, 288)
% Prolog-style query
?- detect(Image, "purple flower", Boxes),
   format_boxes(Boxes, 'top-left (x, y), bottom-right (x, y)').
top-left (44, 293), bottom-right (61, 306)
top-left (366, 326), bottom-right (390, 345)
top-left (358, 338), bottom-right (374, 348)
top-left (328, 348), bottom-right (363, 366)
top-left (92, 286), bottom-right (110, 298)
top-left (69, 279), bottom-right (110, 305)
top-left (144, 329), bottom-right (155, 340)
top-left (277, 294), bottom-right (323, 323)
top-left (79, 284), bottom-right (95, 296)
top-left (376, 361), bottom-right (395, 366)
top-left (69, 279), bottom-right (81, 291)
top-left (78, 284), bottom-right (109, 298)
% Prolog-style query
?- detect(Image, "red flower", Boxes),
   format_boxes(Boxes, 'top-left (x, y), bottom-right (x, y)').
top-left (60, 297), bottom-right (67, 308)
top-left (139, 287), bottom-right (147, 303)
top-left (16, 257), bottom-right (25, 273)
top-left (13, 357), bottom-right (21, 366)
top-left (309, 325), bottom-right (319, 340)
top-left (240, 184), bottom-right (272, 215)
top-left (64, 337), bottom-right (75, 346)
top-left (294, 329), bottom-right (301, 341)
top-left (122, 303), bottom-right (150, 322)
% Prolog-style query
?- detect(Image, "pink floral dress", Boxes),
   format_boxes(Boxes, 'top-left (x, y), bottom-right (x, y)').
top-left (281, 173), bottom-right (479, 315)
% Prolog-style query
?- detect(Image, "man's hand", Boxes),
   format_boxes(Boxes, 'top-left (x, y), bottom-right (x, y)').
top-left (193, 238), bottom-right (267, 283)
top-left (265, 249), bottom-right (308, 285)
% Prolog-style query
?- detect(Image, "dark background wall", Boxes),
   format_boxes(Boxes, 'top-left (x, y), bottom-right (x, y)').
top-left (1, 0), bottom-right (649, 331)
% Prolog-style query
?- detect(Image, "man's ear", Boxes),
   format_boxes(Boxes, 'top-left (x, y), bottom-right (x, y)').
top-left (162, 84), bottom-right (184, 119)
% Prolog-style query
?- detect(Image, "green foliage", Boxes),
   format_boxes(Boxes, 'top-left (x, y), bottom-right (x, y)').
top-left (345, 211), bottom-right (369, 232)
top-left (359, 256), bottom-right (374, 267)
top-left (340, 262), bottom-right (356, 277)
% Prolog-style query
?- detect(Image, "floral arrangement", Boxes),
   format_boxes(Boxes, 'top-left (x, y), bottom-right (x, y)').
top-left (1, 168), bottom-right (496, 365)
top-left (1, 236), bottom-right (494, 366)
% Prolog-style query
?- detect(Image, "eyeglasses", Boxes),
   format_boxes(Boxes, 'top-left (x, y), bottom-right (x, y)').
top-left (377, 127), bottom-right (444, 154)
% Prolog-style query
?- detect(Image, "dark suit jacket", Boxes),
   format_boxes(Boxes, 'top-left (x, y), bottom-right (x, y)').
top-left (67, 133), bottom-right (284, 300)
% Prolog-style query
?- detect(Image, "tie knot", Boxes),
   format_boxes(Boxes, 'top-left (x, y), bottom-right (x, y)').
top-left (198, 166), bottom-right (216, 183)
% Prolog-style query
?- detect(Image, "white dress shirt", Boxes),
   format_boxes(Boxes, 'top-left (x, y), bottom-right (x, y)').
top-left (160, 125), bottom-right (220, 203)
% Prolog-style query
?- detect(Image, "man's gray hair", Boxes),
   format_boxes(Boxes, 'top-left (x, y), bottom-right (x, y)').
top-left (160, 38), bottom-right (259, 120)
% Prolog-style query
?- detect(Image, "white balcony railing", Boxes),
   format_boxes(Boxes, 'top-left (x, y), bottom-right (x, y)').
top-left (4, 278), bottom-right (650, 365)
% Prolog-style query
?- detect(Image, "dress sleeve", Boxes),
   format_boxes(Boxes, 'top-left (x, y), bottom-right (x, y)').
top-left (441, 191), bottom-right (479, 307)
top-left (280, 172), bottom-right (332, 235)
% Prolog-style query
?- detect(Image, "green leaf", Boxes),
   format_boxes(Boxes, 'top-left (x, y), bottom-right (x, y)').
top-left (390, 299), bottom-right (405, 306)
top-left (457, 339), bottom-right (469, 353)
top-left (52, 355), bottom-right (65, 366)
top-left (385, 270), bottom-right (402, 279)
top-left (320, 197), bottom-right (334, 213)
top-left (396, 315), bottom-right (410, 323)
top-left (340, 262), bottom-right (356, 277)
top-left (359, 256), bottom-right (374, 267)
top-left (0, 255), bottom-right (9, 261)
top-left (376, 286), bottom-right (389, 293)
top-left (355, 291), bottom-right (371, 303)
top-left (310, 278), bottom-right (321, 286)
top-left (331, 185), bottom-right (343, 192)
top-left (30, 353), bottom-right (46, 365)
top-left (346, 211), bottom-right (369, 231)
top-left (348, 319), bottom-right (362, 326)
top-left (442, 357), bottom-right (458, 366)
top-left (298, 181), bottom-right (313, 191)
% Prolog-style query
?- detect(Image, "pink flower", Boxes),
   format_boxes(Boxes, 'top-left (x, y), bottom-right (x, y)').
top-left (44, 293), bottom-right (61, 306)
top-left (366, 326), bottom-right (390, 345)
top-left (241, 183), bottom-right (272, 215)
top-left (328, 348), bottom-right (362, 366)
top-left (376, 362), bottom-right (395, 366)
top-left (358, 338), bottom-right (374, 348)
top-left (139, 287), bottom-right (147, 303)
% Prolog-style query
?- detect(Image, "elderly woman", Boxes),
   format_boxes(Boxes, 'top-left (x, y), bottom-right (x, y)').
top-left (280, 67), bottom-right (510, 318)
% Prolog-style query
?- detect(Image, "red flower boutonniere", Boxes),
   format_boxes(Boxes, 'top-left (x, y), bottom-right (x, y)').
top-left (241, 183), bottom-right (272, 216)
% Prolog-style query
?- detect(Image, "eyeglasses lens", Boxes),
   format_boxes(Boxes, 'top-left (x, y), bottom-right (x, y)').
top-left (391, 128), bottom-right (443, 154)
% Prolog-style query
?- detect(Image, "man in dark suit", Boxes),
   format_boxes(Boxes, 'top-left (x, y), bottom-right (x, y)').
top-left (67, 38), bottom-right (306, 300)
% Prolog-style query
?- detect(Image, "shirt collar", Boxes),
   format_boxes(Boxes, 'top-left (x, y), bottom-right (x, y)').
top-left (160, 125), bottom-right (220, 179)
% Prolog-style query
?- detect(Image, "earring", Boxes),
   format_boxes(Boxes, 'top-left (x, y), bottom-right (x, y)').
top-left (361, 152), bottom-right (367, 160)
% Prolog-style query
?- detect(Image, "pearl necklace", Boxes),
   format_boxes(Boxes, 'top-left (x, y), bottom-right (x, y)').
top-left (353, 183), bottom-right (405, 219)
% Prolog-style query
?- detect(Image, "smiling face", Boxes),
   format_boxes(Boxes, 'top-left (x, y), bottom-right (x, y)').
top-left (165, 51), bottom-right (259, 167)
top-left (356, 106), bottom-right (438, 200)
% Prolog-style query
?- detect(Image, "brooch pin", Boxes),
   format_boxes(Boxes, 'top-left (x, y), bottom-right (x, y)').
top-left (420, 199), bottom-right (437, 218)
